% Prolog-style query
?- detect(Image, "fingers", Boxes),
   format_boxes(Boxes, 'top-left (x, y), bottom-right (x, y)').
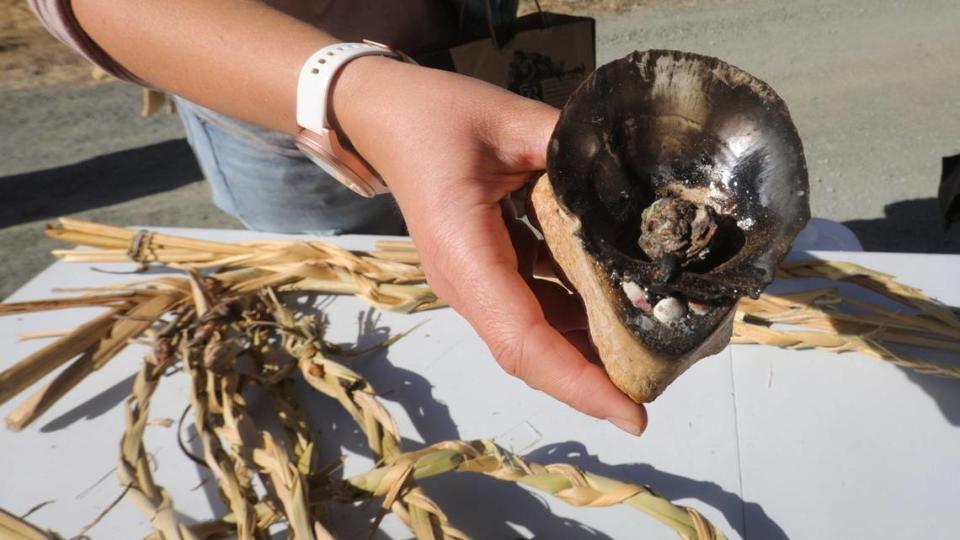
top-left (505, 215), bottom-right (540, 280)
top-left (529, 279), bottom-right (587, 333)
top-left (562, 329), bottom-right (598, 361)
top-left (434, 206), bottom-right (647, 434)
top-left (484, 97), bottom-right (559, 172)
top-left (506, 215), bottom-right (587, 333)
top-left (481, 271), bottom-right (647, 435)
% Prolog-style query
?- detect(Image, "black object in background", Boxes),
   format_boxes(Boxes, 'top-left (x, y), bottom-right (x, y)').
top-left (940, 154), bottom-right (960, 229)
top-left (417, 10), bottom-right (596, 109)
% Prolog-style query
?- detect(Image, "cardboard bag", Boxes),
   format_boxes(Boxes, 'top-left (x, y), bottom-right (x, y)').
top-left (417, 12), bottom-right (596, 108)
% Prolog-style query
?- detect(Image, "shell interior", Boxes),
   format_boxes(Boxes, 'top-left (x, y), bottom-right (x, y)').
top-left (546, 50), bottom-right (811, 355)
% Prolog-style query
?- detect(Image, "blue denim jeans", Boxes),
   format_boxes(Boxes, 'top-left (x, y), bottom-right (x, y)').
top-left (176, 98), bottom-right (406, 235)
top-left (175, 1), bottom-right (516, 235)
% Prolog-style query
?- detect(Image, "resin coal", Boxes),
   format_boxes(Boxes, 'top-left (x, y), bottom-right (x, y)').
top-left (546, 50), bottom-right (810, 356)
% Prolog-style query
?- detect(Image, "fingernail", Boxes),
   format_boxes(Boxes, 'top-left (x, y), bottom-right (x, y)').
top-left (607, 416), bottom-right (644, 436)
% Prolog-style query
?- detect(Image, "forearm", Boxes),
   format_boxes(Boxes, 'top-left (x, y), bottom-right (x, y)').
top-left (54, 1), bottom-right (641, 429)
top-left (73, 0), bottom-right (339, 134)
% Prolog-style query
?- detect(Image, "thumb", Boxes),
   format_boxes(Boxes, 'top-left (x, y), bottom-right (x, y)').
top-left (488, 97), bottom-right (560, 172)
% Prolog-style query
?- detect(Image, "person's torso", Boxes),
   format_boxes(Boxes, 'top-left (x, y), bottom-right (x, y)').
top-left (267, 0), bottom-right (460, 54)
top-left (181, 0), bottom-right (517, 154)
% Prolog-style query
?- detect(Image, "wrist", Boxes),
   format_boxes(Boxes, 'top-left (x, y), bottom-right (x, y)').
top-left (293, 43), bottom-right (412, 197)
top-left (329, 55), bottom-right (408, 145)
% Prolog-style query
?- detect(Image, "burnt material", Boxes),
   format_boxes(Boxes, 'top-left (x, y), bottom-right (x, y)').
top-left (545, 49), bottom-right (810, 357)
top-left (638, 197), bottom-right (718, 262)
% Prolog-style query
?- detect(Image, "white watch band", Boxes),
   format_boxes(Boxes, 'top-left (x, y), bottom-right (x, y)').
top-left (296, 42), bottom-right (400, 134)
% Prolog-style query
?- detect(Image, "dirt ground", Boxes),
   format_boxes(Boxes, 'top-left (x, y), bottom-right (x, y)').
top-left (3, 0), bottom-right (960, 299)
top-left (0, 0), bottom-right (91, 90)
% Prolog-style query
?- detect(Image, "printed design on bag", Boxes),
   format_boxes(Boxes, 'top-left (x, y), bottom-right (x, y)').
top-left (507, 50), bottom-right (586, 107)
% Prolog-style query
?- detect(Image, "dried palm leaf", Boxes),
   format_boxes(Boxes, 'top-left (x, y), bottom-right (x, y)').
top-left (0, 508), bottom-right (62, 540)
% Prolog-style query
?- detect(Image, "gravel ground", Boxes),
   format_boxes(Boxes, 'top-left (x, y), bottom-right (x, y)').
top-left (3, 0), bottom-right (960, 299)
top-left (595, 0), bottom-right (960, 250)
top-left (0, 83), bottom-right (243, 299)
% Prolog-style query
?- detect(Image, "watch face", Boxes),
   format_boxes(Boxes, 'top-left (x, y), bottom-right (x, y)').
top-left (294, 136), bottom-right (376, 198)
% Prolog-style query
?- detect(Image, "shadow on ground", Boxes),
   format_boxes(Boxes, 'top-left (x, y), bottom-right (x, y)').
top-left (526, 442), bottom-right (785, 540)
top-left (844, 198), bottom-right (960, 253)
top-left (902, 367), bottom-right (960, 427)
top-left (0, 139), bottom-right (202, 228)
top-left (770, 253), bottom-right (960, 429)
top-left (284, 306), bottom-right (748, 539)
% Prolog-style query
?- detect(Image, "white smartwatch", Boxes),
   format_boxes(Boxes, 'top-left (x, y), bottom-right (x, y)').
top-left (294, 41), bottom-right (412, 198)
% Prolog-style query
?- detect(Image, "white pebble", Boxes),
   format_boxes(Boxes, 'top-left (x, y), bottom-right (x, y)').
top-left (689, 301), bottom-right (710, 315)
top-left (621, 280), bottom-right (650, 310)
top-left (639, 316), bottom-right (654, 331)
top-left (653, 297), bottom-right (687, 324)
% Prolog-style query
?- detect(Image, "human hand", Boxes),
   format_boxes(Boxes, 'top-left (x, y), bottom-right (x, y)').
top-left (333, 58), bottom-right (647, 435)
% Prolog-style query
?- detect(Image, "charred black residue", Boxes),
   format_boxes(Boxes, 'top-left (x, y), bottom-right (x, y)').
top-left (547, 49), bottom-right (811, 356)
top-left (638, 197), bottom-right (718, 261)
